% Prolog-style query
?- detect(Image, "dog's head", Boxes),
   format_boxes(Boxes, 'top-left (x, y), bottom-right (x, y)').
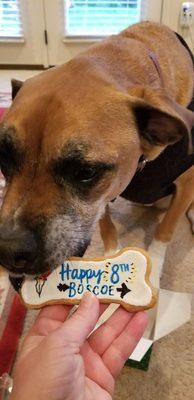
top-left (0, 65), bottom-right (193, 277)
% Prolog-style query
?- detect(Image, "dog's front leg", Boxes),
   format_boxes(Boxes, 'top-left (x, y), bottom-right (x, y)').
top-left (187, 201), bottom-right (194, 234)
top-left (148, 238), bottom-right (168, 287)
top-left (149, 166), bottom-right (194, 282)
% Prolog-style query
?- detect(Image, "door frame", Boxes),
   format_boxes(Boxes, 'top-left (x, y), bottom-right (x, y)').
top-left (0, 0), bottom-right (48, 67)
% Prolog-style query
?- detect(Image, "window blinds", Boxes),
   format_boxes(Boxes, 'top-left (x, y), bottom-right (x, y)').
top-left (64, 0), bottom-right (143, 38)
top-left (0, 0), bottom-right (23, 38)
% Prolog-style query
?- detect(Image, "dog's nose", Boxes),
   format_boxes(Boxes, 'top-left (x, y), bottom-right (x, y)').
top-left (0, 225), bottom-right (38, 273)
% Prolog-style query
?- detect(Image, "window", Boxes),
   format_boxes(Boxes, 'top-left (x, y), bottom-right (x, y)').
top-left (0, 0), bottom-right (23, 38)
top-left (64, 0), bottom-right (142, 38)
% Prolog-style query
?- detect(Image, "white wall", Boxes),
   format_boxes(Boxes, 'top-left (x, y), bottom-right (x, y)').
top-left (162, 0), bottom-right (194, 51)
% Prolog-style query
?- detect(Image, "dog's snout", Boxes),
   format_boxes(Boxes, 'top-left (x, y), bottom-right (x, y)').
top-left (14, 247), bottom-right (36, 267)
top-left (0, 225), bottom-right (38, 274)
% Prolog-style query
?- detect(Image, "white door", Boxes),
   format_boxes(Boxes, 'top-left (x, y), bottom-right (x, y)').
top-left (0, 0), bottom-right (48, 66)
top-left (45, 0), bottom-right (164, 66)
top-left (0, 0), bottom-right (164, 67)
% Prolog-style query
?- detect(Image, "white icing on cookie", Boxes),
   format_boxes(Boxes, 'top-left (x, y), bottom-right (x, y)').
top-left (20, 248), bottom-right (155, 310)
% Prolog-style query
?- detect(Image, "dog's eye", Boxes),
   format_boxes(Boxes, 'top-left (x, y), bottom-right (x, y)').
top-left (53, 158), bottom-right (115, 191)
top-left (0, 156), bottom-right (12, 179)
top-left (0, 153), bottom-right (18, 179)
top-left (0, 134), bottom-right (23, 180)
top-left (51, 154), bottom-right (115, 193)
top-left (74, 166), bottom-right (99, 183)
top-left (0, 161), bottom-right (9, 179)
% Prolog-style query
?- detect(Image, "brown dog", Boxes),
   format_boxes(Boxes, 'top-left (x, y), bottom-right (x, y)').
top-left (0, 21), bottom-right (194, 278)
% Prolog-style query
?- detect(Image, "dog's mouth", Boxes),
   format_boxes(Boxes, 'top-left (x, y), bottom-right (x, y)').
top-left (8, 265), bottom-right (51, 292)
top-left (8, 240), bottom-right (90, 291)
top-left (8, 269), bottom-right (52, 292)
top-left (9, 275), bottom-right (25, 292)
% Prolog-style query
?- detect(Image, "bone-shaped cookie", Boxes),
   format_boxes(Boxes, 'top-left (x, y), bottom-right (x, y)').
top-left (20, 247), bottom-right (157, 311)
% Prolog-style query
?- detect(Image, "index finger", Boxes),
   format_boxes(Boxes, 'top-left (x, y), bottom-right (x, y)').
top-left (28, 299), bottom-right (108, 337)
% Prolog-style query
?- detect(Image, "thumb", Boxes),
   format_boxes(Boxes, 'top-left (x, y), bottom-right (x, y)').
top-left (58, 292), bottom-right (100, 346)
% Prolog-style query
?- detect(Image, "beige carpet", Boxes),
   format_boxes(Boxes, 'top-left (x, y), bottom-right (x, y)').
top-left (21, 197), bottom-right (194, 400)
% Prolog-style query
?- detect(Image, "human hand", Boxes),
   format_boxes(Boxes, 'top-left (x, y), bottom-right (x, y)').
top-left (11, 293), bottom-right (147, 400)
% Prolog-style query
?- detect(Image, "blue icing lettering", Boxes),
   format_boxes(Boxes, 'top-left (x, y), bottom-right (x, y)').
top-left (111, 264), bottom-right (120, 284)
top-left (93, 285), bottom-right (100, 295)
top-left (109, 285), bottom-right (114, 296)
top-left (69, 282), bottom-right (76, 298)
top-left (120, 263), bottom-right (130, 272)
top-left (110, 263), bottom-right (131, 284)
top-left (59, 263), bottom-right (71, 281)
top-left (77, 284), bottom-right (84, 294)
top-left (59, 263), bottom-right (104, 284)
top-left (67, 282), bottom-right (115, 298)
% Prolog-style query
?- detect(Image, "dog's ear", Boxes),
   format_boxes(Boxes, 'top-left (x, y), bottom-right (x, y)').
top-left (129, 86), bottom-right (194, 159)
top-left (11, 79), bottom-right (23, 100)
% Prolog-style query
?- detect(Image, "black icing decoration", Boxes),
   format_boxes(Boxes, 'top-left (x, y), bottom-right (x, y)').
top-left (116, 283), bottom-right (131, 299)
top-left (57, 283), bottom-right (70, 292)
top-left (35, 279), bottom-right (46, 297)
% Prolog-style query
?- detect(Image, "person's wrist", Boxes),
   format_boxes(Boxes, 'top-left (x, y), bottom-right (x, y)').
top-left (10, 394), bottom-right (44, 400)
top-left (10, 394), bottom-right (34, 400)
top-left (9, 373), bottom-right (49, 400)
top-left (10, 389), bottom-right (43, 400)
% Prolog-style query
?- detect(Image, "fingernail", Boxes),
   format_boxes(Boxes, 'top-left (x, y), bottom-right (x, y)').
top-left (81, 292), bottom-right (96, 307)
